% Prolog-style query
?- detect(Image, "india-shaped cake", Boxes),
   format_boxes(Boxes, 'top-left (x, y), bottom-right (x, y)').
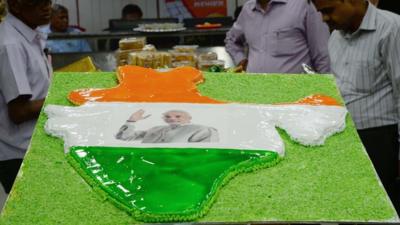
top-left (3, 66), bottom-right (397, 225)
top-left (44, 66), bottom-right (347, 222)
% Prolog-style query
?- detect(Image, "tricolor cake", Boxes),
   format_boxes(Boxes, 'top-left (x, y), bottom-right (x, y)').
top-left (0, 67), bottom-right (398, 224)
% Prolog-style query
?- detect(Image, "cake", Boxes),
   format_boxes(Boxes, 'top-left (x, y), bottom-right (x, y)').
top-left (43, 66), bottom-right (348, 222)
top-left (0, 68), bottom-right (398, 224)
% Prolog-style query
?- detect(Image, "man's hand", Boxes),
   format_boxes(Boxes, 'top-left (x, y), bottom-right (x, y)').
top-left (236, 59), bottom-right (248, 72)
top-left (8, 96), bottom-right (44, 124)
top-left (128, 109), bottom-right (151, 122)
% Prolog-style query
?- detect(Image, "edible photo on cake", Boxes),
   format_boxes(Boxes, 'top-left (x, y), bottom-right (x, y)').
top-left (115, 108), bottom-right (220, 143)
top-left (45, 101), bottom-right (347, 156)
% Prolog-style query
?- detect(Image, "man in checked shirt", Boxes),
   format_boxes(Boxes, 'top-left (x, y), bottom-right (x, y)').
top-left (312, 0), bottom-right (400, 213)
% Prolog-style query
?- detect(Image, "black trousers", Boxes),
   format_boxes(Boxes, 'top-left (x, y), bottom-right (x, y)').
top-left (0, 159), bottom-right (23, 194)
top-left (358, 125), bottom-right (400, 214)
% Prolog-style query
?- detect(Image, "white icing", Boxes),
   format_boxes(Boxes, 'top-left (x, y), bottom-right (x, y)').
top-left (44, 102), bottom-right (347, 156)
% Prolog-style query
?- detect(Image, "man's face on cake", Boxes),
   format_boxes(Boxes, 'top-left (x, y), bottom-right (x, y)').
top-left (162, 110), bottom-right (192, 125)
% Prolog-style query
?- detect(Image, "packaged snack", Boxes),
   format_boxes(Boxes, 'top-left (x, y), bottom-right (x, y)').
top-left (171, 61), bottom-right (196, 68)
top-left (173, 45), bottom-right (199, 53)
top-left (116, 49), bottom-right (140, 66)
top-left (170, 51), bottom-right (196, 64)
top-left (159, 52), bottom-right (172, 68)
top-left (142, 44), bottom-right (157, 52)
top-left (198, 52), bottom-right (218, 61)
top-left (119, 37), bottom-right (146, 50)
top-left (136, 52), bottom-right (154, 68)
top-left (128, 52), bottom-right (138, 65)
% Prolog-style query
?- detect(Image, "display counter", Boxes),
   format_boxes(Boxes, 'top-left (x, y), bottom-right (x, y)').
top-left (48, 27), bottom-right (231, 51)
top-left (51, 47), bottom-right (235, 71)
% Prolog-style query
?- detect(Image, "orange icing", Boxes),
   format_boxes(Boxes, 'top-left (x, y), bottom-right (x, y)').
top-left (293, 94), bottom-right (341, 106)
top-left (68, 66), bottom-right (223, 105)
top-left (68, 66), bottom-right (341, 107)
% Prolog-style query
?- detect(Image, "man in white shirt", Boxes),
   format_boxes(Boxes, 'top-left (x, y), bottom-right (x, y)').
top-left (0, 0), bottom-right (52, 193)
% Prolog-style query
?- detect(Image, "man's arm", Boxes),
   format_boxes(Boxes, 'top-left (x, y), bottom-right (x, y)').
top-left (115, 109), bottom-right (150, 141)
top-left (8, 96), bottom-right (44, 124)
top-left (224, 7), bottom-right (248, 69)
top-left (0, 44), bottom-right (40, 124)
top-left (305, 2), bottom-right (331, 73)
top-left (115, 121), bottom-right (146, 141)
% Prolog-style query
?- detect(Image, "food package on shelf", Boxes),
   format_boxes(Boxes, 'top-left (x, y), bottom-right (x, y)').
top-left (198, 52), bottom-right (218, 61)
top-left (159, 52), bottom-right (172, 68)
top-left (128, 52), bottom-right (138, 66)
top-left (198, 60), bottom-right (225, 71)
top-left (136, 52), bottom-right (154, 68)
top-left (171, 61), bottom-right (196, 68)
top-left (116, 49), bottom-right (140, 66)
top-left (128, 52), bottom-right (172, 69)
top-left (170, 51), bottom-right (197, 65)
top-left (119, 37), bottom-right (146, 50)
top-left (172, 45), bottom-right (199, 53)
top-left (142, 44), bottom-right (157, 52)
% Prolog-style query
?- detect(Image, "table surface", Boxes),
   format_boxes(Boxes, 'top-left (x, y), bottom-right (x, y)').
top-left (0, 72), bottom-right (398, 225)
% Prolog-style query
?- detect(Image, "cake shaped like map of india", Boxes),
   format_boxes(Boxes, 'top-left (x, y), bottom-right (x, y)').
top-left (43, 66), bottom-right (348, 222)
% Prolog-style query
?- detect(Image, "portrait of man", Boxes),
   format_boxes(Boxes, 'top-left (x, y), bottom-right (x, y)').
top-left (115, 109), bottom-right (219, 143)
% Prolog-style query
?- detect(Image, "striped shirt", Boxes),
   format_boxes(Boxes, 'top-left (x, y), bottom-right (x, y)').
top-left (225, 0), bottom-right (330, 74)
top-left (328, 3), bottom-right (400, 130)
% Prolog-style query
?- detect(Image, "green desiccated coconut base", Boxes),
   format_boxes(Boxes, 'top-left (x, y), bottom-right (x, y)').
top-left (0, 72), bottom-right (397, 225)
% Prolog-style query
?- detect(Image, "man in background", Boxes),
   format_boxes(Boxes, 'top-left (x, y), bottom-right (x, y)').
top-left (122, 4), bottom-right (143, 20)
top-left (0, 0), bottom-right (52, 194)
top-left (225, 0), bottom-right (330, 74)
top-left (312, 0), bottom-right (400, 213)
top-left (39, 4), bottom-right (91, 53)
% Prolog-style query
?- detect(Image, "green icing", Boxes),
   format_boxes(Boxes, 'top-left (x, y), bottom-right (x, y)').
top-left (68, 146), bottom-right (280, 222)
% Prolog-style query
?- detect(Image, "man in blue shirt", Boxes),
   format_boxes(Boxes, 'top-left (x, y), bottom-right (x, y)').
top-left (40, 4), bottom-right (91, 53)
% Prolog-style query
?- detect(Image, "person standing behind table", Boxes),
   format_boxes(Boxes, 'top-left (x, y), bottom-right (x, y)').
top-left (121, 4), bottom-right (143, 20)
top-left (225, 0), bottom-right (330, 74)
top-left (39, 4), bottom-right (91, 53)
top-left (0, 0), bottom-right (52, 194)
top-left (109, 4), bottom-right (143, 50)
top-left (312, 0), bottom-right (400, 214)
